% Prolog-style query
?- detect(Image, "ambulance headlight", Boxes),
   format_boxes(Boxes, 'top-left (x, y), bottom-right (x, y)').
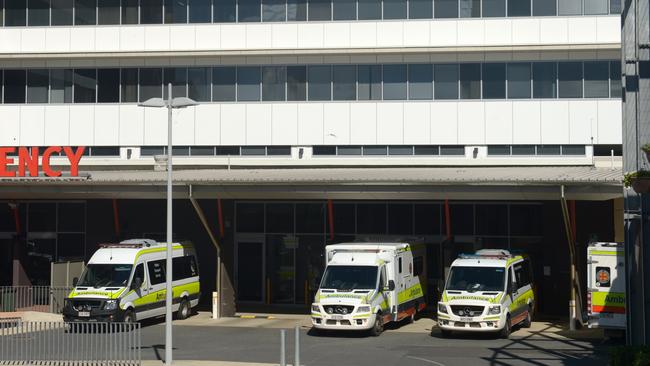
top-left (438, 303), bottom-right (448, 314)
top-left (488, 305), bottom-right (501, 315)
top-left (311, 304), bottom-right (320, 312)
top-left (357, 306), bottom-right (371, 313)
top-left (103, 300), bottom-right (118, 311)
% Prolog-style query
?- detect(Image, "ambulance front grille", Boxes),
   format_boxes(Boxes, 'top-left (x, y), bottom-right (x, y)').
top-left (450, 305), bottom-right (485, 317)
top-left (72, 300), bottom-right (102, 311)
top-left (324, 305), bottom-right (355, 315)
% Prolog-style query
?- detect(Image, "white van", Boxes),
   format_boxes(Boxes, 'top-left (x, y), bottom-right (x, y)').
top-left (63, 239), bottom-right (200, 323)
top-left (311, 242), bottom-right (426, 336)
top-left (437, 249), bottom-right (535, 338)
top-left (587, 242), bottom-right (625, 331)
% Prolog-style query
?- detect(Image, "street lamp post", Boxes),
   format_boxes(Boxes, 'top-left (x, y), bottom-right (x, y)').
top-left (139, 83), bottom-right (198, 366)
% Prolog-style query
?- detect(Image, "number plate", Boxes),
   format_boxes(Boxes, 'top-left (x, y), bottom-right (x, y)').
top-left (331, 315), bottom-right (344, 320)
top-left (459, 317), bottom-right (473, 322)
top-left (78, 311), bottom-right (90, 317)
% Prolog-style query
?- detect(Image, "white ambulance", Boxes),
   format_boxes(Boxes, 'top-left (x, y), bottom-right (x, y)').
top-left (63, 239), bottom-right (200, 323)
top-left (587, 242), bottom-right (625, 331)
top-left (311, 242), bottom-right (427, 336)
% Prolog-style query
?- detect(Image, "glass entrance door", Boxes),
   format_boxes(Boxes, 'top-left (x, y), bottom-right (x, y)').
top-left (236, 238), bottom-right (265, 302)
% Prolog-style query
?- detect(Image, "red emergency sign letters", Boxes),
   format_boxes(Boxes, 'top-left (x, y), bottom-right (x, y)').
top-left (0, 147), bottom-right (85, 178)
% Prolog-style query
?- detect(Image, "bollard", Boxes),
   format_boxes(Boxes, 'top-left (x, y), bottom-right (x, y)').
top-left (280, 329), bottom-right (287, 366)
top-left (294, 326), bottom-right (300, 366)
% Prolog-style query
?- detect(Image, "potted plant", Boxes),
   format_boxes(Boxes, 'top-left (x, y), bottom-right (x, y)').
top-left (642, 143), bottom-right (650, 162)
top-left (624, 170), bottom-right (650, 193)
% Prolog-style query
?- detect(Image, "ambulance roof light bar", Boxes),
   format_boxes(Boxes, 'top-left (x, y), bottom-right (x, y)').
top-left (459, 249), bottom-right (512, 260)
top-left (99, 239), bottom-right (159, 248)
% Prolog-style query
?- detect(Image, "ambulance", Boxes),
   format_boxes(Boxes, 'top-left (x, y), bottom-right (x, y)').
top-left (587, 242), bottom-right (625, 331)
top-left (311, 242), bottom-right (426, 336)
top-left (437, 249), bottom-right (534, 338)
top-left (63, 239), bottom-right (200, 323)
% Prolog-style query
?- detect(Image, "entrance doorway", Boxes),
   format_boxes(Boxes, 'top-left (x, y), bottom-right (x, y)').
top-left (235, 236), bottom-right (265, 303)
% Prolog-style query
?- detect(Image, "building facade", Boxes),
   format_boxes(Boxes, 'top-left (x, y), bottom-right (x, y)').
top-left (0, 0), bottom-right (625, 317)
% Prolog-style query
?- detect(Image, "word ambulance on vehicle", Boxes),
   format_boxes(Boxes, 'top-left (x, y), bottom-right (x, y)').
top-left (63, 239), bottom-right (200, 323)
top-left (587, 242), bottom-right (625, 332)
top-left (437, 249), bottom-right (534, 338)
top-left (311, 242), bottom-right (426, 336)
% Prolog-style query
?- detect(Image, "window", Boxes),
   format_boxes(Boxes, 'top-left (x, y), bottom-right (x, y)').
top-left (287, 66), bottom-right (307, 101)
top-left (237, 66), bottom-right (261, 101)
top-left (512, 145), bottom-right (535, 155)
top-left (358, 65), bottom-right (381, 100)
top-left (532, 0), bottom-right (555, 15)
top-left (188, 67), bottom-right (211, 102)
top-left (50, 69), bottom-right (73, 103)
top-left (459, 0), bottom-right (480, 17)
top-left (191, 146), bottom-right (215, 156)
top-left (460, 63), bottom-right (480, 99)
top-left (262, 66), bottom-right (286, 101)
top-left (6, 0), bottom-right (27, 26)
top-left (389, 145), bottom-right (413, 155)
top-left (357, 203), bottom-right (386, 233)
top-left (98, 0), bottom-right (121, 24)
top-left (434, 64), bottom-right (458, 100)
top-left (333, 65), bottom-right (356, 100)
top-left (164, 67), bottom-right (188, 99)
top-left (332, 0), bottom-right (354, 19)
top-left (358, 0), bottom-right (380, 19)
top-left (75, 0), bottom-right (96, 25)
top-left (435, 0), bottom-right (458, 18)
top-left (287, 0), bottom-right (307, 20)
top-left (562, 145), bottom-right (586, 155)
top-left (558, 0), bottom-right (581, 15)
top-left (214, 0), bottom-right (237, 21)
top-left (132, 263), bottom-right (145, 287)
top-left (387, 203), bottom-right (412, 234)
top-left (313, 146), bottom-right (336, 155)
top-left (610, 61), bottom-right (622, 98)
top-left (408, 64), bottom-right (433, 100)
top-left (482, 63), bottom-right (506, 99)
top-left (409, 0), bottom-right (432, 18)
top-left (414, 145), bottom-right (439, 155)
top-left (165, 0), bottom-right (187, 23)
top-left (585, 0), bottom-right (607, 15)
top-left (488, 145), bottom-right (510, 155)
top-left (73, 69), bottom-right (96, 103)
top-left (147, 260), bottom-right (166, 285)
top-left (384, 0), bottom-right (406, 19)
top-left (383, 64), bottom-right (407, 100)
top-left (122, 0), bottom-right (139, 24)
top-left (364, 146), bottom-right (387, 155)
top-left (28, 0), bottom-right (50, 26)
top-left (507, 63), bottom-right (531, 99)
top-left (308, 65), bottom-right (331, 101)
top-left (440, 145), bottom-right (464, 155)
top-left (141, 0), bottom-right (163, 24)
top-left (533, 62), bottom-right (557, 98)
top-left (584, 61), bottom-right (609, 98)
top-left (398, 257), bottom-right (403, 273)
top-left (121, 68), bottom-right (138, 102)
top-left (139, 68), bottom-right (163, 102)
top-left (239, 0), bottom-right (261, 21)
top-left (173, 256), bottom-right (199, 280)
top-left (507, 0), bottom-right (530, 16)
top-left (308, 0), bottom-right (331, 20)
top-left (339, 146), bottom-right (361, 155)
top-left (558, 62), bottom-right (583, 98)
top-left (27, 69), bottom-right (49, 103)
top-left (189, 0), bottom-right (212, 22)
top-left (213, 67), bottom-right (236, 101)
top-left (267, 146), bottom-right (291, 155)
top-left (51, 0), bottom-right (74, 25)
top-left (264, 0), bottom-right (287, 21)
top-left (482, 0), bottom-right (505, 17)
top-left (610, 0), bottom-right (622, 14)
top-left (97, 69), bottom-right (120, 103)
top-left (537, 145), bottom-right (560, 155)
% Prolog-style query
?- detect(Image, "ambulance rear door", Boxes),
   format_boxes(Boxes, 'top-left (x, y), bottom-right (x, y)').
top-left (587, 244), bottom-right (625, 330)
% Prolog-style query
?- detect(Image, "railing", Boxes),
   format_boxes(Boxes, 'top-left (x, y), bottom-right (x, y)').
top-left (0, 287), bottom-right (73, 314)
top-left (0, 320), bottom-right (141, 366)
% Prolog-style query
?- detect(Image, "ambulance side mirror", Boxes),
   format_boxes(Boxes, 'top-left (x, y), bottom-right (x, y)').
top-left (72, 277), bottom-right (78, 287)
top-left (131, 277), bottom-right (143, 290)
top-left (384, 280), bottom-right (396, 292)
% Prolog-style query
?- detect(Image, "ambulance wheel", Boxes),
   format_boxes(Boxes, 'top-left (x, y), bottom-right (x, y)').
top-left (369, 313), bottom-right (384, 337)
top-left (123, 309), bottom-right (136, 323)
top-left (440, 329), bottom-right (452, 338)
top-left (177, 298), bottom-right (191, 320)
top-left (500, 316), bottom-right (512, 339)
top-left (522, 307), bottom-right (532, 328)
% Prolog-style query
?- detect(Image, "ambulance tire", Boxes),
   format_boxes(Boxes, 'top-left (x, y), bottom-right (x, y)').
top-left (123, 309), bottom-right (136, 323)
top-left (440, 329), bottom-right (452, 338)
top-left (500, 316), bottom-right (512, 339)
top-left (177, 298), bottom-right (191, 320)
top-left (522, 307), bottom-right (532, 328)
top-left (369, 313), bottom-right (384, 337)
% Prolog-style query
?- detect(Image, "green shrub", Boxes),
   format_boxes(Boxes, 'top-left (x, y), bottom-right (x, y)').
top-left (610, 345), bottom-right (650, 366)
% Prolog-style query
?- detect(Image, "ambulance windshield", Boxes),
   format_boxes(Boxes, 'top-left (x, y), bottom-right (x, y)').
top-left (320, 265), bottom-right (378, 291)
top-left (77, 264), bottom-right (133, 288)
top-left (446, 267), bottom-right (505, 292)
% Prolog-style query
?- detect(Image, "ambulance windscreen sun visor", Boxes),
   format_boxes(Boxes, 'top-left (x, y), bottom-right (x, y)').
top-left (447, 267), bottom-right (505, 292)
top-left (77, 264), bottom-right (133, 288)
top-left (320, 266), bottom-right (378, 291)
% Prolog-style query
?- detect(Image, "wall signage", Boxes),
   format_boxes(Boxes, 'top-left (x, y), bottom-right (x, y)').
top-left (0, 147), bottom-right (85, 178)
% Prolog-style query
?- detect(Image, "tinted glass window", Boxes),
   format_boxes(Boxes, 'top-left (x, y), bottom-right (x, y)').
top-left (139, 68), bottom-right (163, 102)
top-left (584, 61), bottom-right (609, 98)
top-left (189, 0), bottom-right (212, 22)
top-left (358, 65), bottom-right (381, 100)
top-left (214, 0), bottom-right (237, 21)
top-left (287, 66), bottom-right (307, 101)
top-left (610, 61), bottom-right (622, 98)
top-left (262, 66), bottom-right (286, 101)
top-left (263, 0), bottom-right (288, 21)
top-left (482, 63), bottom-right (506, 99)
top-left (357, 203), bottom-right (386, 234)
top-left (308, 65), bottom-right (331, 101)
top-left (147, 259), bottom-right (166, 285)
top-left (28, 0), bottom-right (50, 26)
top-left (238, 66), bottom-right (261, 101)
top-left (512, 145), bottom-right (535, 155)
top-left (6, 1), bottom-right (27, 26)
top-left (383, 64), bottom-right (407, 100)
top-left (239, 0), bottom-right (262, 21)
top-left (435, 0), bottom-right (458, 18)
top-left (434, 64), bottom-right (458, 100)
top-left (459, 0), bottom-right (480, 17)
top-left (27, 69), bottom-right (49, 103)
top-left (164, 67), bottom-right (188, 99)
top-left (558, 62), bottom-right (583, 98)
top-left (333, 65), bottom-right (356, 100)
top-left (309, 0), bottom-right (331, 20)
top-left (98, 0), bottom-right (121, 24)
top-left (52, 0), bottom-right (74, 25)
top-left (213, 67), bottom-right (236, 101)
top-left (532, 0), bottom-right (555, 15)
top-left (384, 0), bottom-right (406, 19)
top-left (75, 0), bottom-right (96, 25)
top-left (558, 0), bottom-right (581, 15)
top-left (333, 0), bottom-right (355, 19)
top-left (141, 0), bottom-right (163, 23)
top-left (408, 64), bottom-right (433, 100)
top-left (173, 256), bottom-right (199, 280)
top-left (358, 0), bottom-right (380, 19)
top-left (409, 0), bottom-right (432, 18)
top-left (610, 0), bottom-right (621, 13)
top-left (507, 63), bottom-right (531, 99)
top-left (122, 0), bottom-right (139, 24)
top-left (460, 63), bottom-right (480, 99)
top-left (585, 0), bottom-right (607, 15)
top-left (50, 69), bottom-right (73, 103)
top-left (538, 145), bottom-right (561, 155)
top-left (132, 264), bottom-right (144, 286)
top-left (97, 68), bottom-right (120, 103)
top-left (388, 204), bottom-right (413, 235)
top-left (507, 0), bottom-right (530, 16)
top-left (287, 0), bottom-right (307, 20)
top-left (121, 68), bottom-right (138, 102)
top-left (188, 67), bottom-right (211, 102)
top-left (482, 0), bottom-right (505, 17)
top-left (165, 0), bottom-right (187, 23)
top-left (533, 62), bottom-right (557, 98)
top-left (73, 69), bottom-right (97, 103)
